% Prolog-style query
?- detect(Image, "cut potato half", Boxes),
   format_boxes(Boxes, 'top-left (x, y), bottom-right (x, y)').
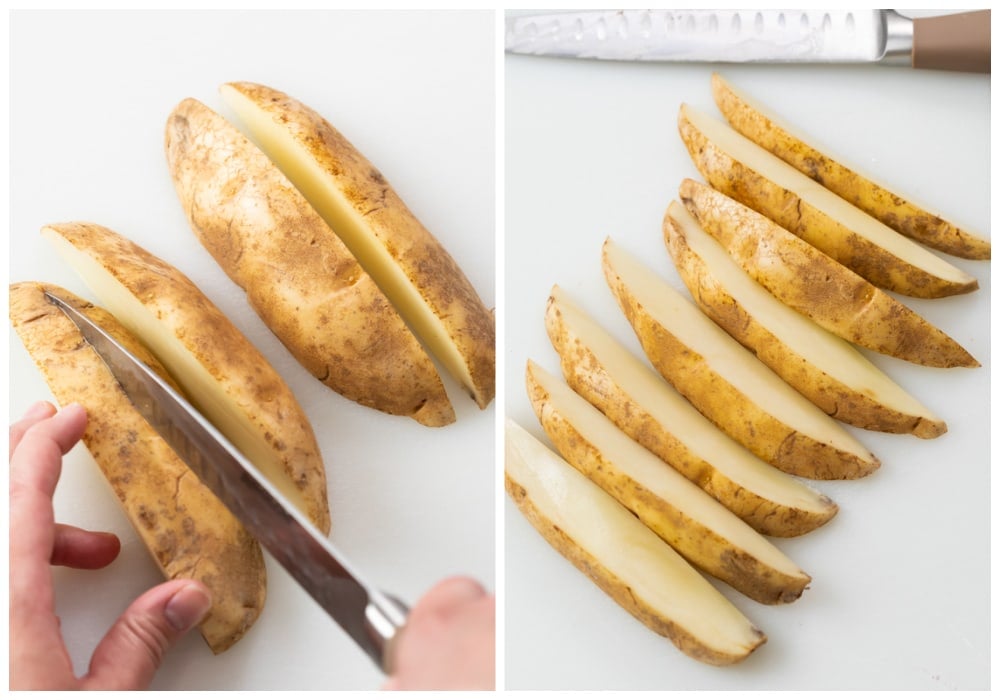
top-left (220, 81), bottom-right (495, 409)
top-left (42, 222), bottom-right (331, 533)
top-left (545, 285), bottom-right (838, 536)
top-left (602, 238), bottom-right (880, 480)
top-left (665, 200), bottom-right (950, 437)
top-left (10, 282), bottom-right (266, 654)
top-left (712, 73), bottom-right (990, 260)
top-left (526, 360), bottom-right (812, 605)
top-left (679, 179), bottom-right (978, 370)
top-left (678, 103), bottom-right (977, 298)
top-left (505, 418), bottom-right (766, 665)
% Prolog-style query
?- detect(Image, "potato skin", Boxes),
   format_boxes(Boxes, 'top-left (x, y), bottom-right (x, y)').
top-left (711, 73), bottom-right (990, 260)
top-left (679, 179), bottom-right (978, 371)
top-left (678, 105), bottom-right (977, 299)
top-left (164, 98), bottom-right (455, 427)
top-left (9, 282), bottom-right (266, 654)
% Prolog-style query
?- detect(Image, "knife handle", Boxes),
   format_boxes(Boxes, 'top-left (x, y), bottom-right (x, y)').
top-left (912, 10), bottom-right (990, 73)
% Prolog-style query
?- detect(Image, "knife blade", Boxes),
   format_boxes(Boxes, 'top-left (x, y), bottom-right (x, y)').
top-left (44, 290), bottom-right (408, 673)
top-left (505, 10), bottom-right (990, 73)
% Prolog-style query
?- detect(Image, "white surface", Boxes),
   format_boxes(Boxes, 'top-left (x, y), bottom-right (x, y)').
top-left (8, 10), bottom-right (495, 691)
top-left (504, 24), bottom-right (991, 693)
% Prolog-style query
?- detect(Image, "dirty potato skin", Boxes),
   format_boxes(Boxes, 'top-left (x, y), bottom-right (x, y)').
top-left (679, 179), bottom-right (978, 371)
top-left (164, 97), bottom-right (454, 427)
top-left (220, 81), bottom-right (495, 409)
top-left (41, 222), bottom-right (331, 534)
top-left (678, 105), bottom-right (978, 298)
top-left (9, 282), bottom-right (265, 653)
top-left (711, 73), bottom-right (990, 260)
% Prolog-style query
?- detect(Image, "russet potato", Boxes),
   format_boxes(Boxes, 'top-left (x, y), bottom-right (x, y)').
top-left (505, 418), bottom-right (766, 666)
top-left (10, 282), bottom-right (266, 654)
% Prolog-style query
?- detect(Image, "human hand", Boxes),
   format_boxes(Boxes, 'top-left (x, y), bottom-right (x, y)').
top-left (9, 401), bottom-right (212, 690)
top-left (382, 576), bottom-right (495, 691)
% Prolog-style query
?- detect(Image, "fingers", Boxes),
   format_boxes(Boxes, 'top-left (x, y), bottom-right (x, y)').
top-left (51, 524), bottom-right (121, 569)
top-left (9, 401), bottom-right (57, 458)
top-left (10, 402), bottom-right (88, 500)
top-left (83, 579), bottom-right (212, 690)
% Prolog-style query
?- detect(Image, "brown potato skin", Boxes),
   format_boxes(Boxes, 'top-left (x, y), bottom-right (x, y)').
top-left (544, 290), bottom-right (838, 536)
top-left (223, 81), bottom-right (495, 409)
top-left (712, 73), bottom-right (990, 261)
top-left (42, 222), bottom-right (331, 534)
top-left (505, 473), bottom-right (766, 665)
top-left (10, 282), bottom-right (266, 654)
top-left (678, 105), bottom-right (978, 299)
top-left (679, 179), bottom-right (978, 371)
top-left (602, 244), bottom-right (880, 481)
top-left (164, 97), bottom-right (454, 427)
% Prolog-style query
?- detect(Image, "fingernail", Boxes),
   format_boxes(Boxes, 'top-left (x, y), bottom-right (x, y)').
top-left (23, 401), bottom-right (54, 420)
top-left (164, 584), bottom-right (212, 631)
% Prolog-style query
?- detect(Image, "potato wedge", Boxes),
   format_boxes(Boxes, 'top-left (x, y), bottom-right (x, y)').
top-left (219, 81), bottom-right (495, 409)
top-left (678, 103), bottom-right (977, 298)
top-left (10, 282), bottom-right (265, 653)
top-left (505, 418), bottom-right (766, 665)
top-left (679, 179), bottom-right (978, 370)
top-left (545, 285), bottom-right (838, 536)
top-left (602, 238), bottom-right (879, 480)
top-left (164, 97), bottom-right (455, 427)
top-left (42, 222), bottom-right (331, 533)
top-left (665, 199), bottom-right (951, 437)
top-left (526, 360), bottom-right (812, 604)
top-left (712, 73), bottom-right (990, 260)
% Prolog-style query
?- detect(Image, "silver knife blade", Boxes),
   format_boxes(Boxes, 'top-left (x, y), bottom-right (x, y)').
top-left (44, 290), bottom-right (407, 673)
top-left (505, 9), bottom-right (914, 65)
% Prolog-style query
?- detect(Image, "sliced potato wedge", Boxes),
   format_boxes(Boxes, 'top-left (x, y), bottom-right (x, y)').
top-left (679, 179), bottom-right (978, 370)
top-left (545, 285), bottom-right (838, 536)
top-left (505, 418), bottom-right (766, 665)
top-left (219, 81), bottom-right (495, 409)
top-left (42, 222), bottom-right (331, 534)
top-left (712, 73), bottom-right (990, 260)
top-left (10, 282), bottom-right (265, 653)
top-left (678, 103), bottom-right (977, 298)
top-left (526, 360), bottom-right (812, 604)
top-left (602, 237), bottom-right (879, 480)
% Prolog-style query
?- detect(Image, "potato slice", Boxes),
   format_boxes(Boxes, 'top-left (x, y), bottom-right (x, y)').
top-left (602, 238), bottom-right (879, 480)
top-left (679, 180), bottom-right (978, 370)
top-left (711, 73), bottom-right (990, 260)
top-left (544, 285), bottom-right (838, 536)
top-left (219, 81), bottom-right (495, 409)
top-left (10, 282), bottom-right (265, 653)
top-left (41, 222), bottom-right (331, 534)
top-left (526, 360), bottom-right (811, 604)
top-left (505, 418), bottom-right (766, 665)
top-left (678, 103), bottom-right (977, 298)
top-left (164, 97), bottom-right (455, 427)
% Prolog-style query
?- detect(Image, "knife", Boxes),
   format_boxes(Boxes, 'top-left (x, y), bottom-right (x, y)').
top-left (44, 290), bottom-right (409, 674)
top-left (505, 10), bottom-right (990, 73)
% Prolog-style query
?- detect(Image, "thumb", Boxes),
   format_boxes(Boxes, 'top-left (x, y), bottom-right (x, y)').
top-left (82, 579), bottom-right (212, 690)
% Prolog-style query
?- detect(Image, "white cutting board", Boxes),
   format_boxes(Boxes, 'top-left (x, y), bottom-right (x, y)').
top-left (8, 10), bottom-right (495, 691)
top-left (504, 10), bottom-right (991, 692)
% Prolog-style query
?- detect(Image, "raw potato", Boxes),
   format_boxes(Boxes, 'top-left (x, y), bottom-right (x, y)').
top-left (679, 180), bottom-right (978, 370)
top-left (602, 238), bottom-right (880, 480)
top-left (10, 282), bottom-right (266, 653)
top-left (505, 418), bottom-right (766, 666)
top-left (164, 97), bottom-right (455, 427)
top-left (545, 285), bottom-right (838, 537)
top-left (712, 73), bottom-right (990, 260)
top-left (526, 360), bottom-right (812, 605)
top-left (219, 81), bottom-right (495, 409)
top-left (678, 103), bottom-right (978, 298)
top-left (42, 222), bottom-right (331, 534)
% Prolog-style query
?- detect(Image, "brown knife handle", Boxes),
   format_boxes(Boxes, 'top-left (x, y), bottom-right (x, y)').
top-left (912, 10), bottom-right (990, 73)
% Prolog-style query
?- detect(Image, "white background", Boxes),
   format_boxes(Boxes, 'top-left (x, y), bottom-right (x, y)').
top-left (8, 10), bottom-right (495, 691)
top-left (505, 10), bottom-right (991, 692)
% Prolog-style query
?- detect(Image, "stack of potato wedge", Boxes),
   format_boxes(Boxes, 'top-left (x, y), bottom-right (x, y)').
top-left (506, 72), bottom-right (985, 666)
